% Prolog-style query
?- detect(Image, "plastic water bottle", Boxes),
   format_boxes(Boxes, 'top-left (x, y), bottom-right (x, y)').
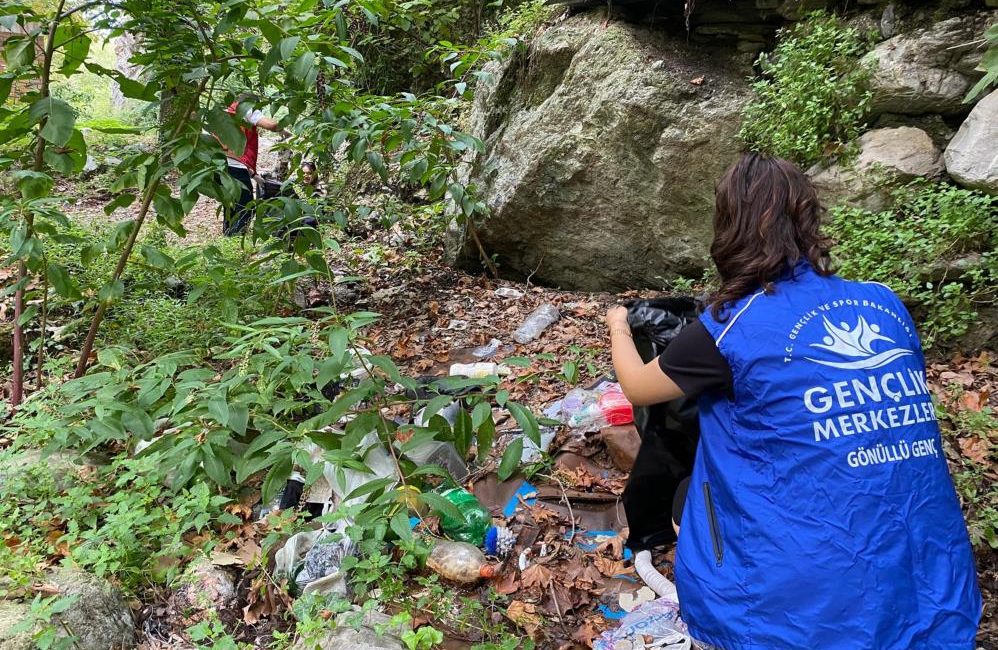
top-left (449, 362), bottom-right (512, 378)
top-left (438, 487), bottom-right (492, 545)
top-left (426, 540), bottom-right (498, 584)
top-left (513, 303), bottom-right (560, 344)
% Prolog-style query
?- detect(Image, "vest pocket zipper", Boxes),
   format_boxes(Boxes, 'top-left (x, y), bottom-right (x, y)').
top-left (702, 481), bottom-right (724, 567)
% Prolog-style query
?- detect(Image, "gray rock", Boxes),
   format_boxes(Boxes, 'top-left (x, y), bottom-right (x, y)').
top-left (944, 89), bottom-right (998, 194)
top-left (82, 155), bottom-right (99, 175)
top-left (0, 601), bottom-right (32, 650)
top-left (808, 126), bottom-right (944, 210)
top-left (291, 608), bottom-right (404, 650)
top-left (447, 11), bottom-right (750, 291)
top-left (104, 156), bottom-right (123, 167)
top-left (880, 4), bottom-right (897, 39)
top-left (0, 449), bottom-right (85, 494)
top-left (0, 567), bottom-right (134, 650)
top-left (864, 12), bottom-right (997, 115)
top-left (173, 557), bottom-right (236, 614)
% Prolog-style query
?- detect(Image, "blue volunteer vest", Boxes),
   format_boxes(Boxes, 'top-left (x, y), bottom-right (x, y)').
top-left (675, 263), bottom-right (981, 650)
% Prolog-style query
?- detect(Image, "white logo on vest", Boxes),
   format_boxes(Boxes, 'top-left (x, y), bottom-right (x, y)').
top-left (805, 315), bottom-right (913, 370)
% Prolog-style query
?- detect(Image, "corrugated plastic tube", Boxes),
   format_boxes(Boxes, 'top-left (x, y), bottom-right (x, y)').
top-left (635, 550), bottom-right (679, 600)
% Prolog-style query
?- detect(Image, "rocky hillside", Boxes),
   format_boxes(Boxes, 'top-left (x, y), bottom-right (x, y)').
top-left (449, 3), bottom-right (997, 291)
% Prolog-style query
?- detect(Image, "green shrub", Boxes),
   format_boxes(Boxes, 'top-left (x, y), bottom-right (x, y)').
top-left (827, 181), bottom-right (998, 347)
top-left (739, 12), bottom-right (873, 167)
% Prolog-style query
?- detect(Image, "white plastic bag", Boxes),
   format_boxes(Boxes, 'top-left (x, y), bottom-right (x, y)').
top-left (593, 597), bottom-right (694, 650)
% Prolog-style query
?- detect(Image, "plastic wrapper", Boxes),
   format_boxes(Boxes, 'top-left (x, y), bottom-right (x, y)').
top-left (593, 598), bottom-right (710, 650)
top-left (560, 383), bottom-right (633, 432)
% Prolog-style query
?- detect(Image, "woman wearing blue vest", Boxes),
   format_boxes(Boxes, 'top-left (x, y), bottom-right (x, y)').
top-left (607, 152), bottom-right (981, 649)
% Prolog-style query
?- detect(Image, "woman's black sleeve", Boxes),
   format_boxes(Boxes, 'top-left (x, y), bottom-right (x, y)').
top-left (657, 321), bottom-right (733, 397)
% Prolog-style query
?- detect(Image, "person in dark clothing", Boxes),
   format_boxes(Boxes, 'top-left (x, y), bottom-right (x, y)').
top-left (605, 153), bottom-right (980, 649)
top-left (214, 94), bottom-right (289, 236)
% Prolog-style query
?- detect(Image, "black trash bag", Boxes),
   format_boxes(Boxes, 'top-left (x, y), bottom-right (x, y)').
top-left (622, 297), bottom-right (702, 551)
top-left (256, 173), bottom-right (318, 248)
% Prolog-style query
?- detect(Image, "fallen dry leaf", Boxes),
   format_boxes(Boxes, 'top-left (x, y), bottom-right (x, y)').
top-left (958, 437), bottom-right (993, 465)
top-left (210, 551), bottom-right (244, 567)
top-left (506, 600), bottom-right (543, 638)
top-left (594, 556), bottom-right (631, 578)
top-left (594, 533), bottom-right (625, 560)
top-left (494, 570), bottom-right (521, 595)
top-left (690, 75), bottom-right (705, 85)
top-left (242, 574), bottom-right (292, 624)
top-left (960, 389), bottom-right (990, 412)
top-left (520, 563), bottom-right (553, 589)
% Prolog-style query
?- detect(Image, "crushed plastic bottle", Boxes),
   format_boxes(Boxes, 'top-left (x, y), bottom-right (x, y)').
top-left (471, 338), bottom-right (504, 359)
top-left (494, 287), bottom-right (525, 299)
top-left (513, 303), bottom-right (560, 344)
top-left (426, 539), bottom-right (498, 584)
top-left (449, 362), bottom-right (512, 378)
top-left (438, 487), bottom-right (492, 545)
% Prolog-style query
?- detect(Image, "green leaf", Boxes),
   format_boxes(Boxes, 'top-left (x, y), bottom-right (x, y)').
top-left (279, 35), bottom-right (300, 60)
top-left (419, 491), bottom-right (464, 522)
top-left (504, 356), bottom-right (532, 368)
top-left (207, 397), bottom-right (230, 426)
top-left (508, 401), bottom-right (540, 446)
top-left (420, 395), bottom-right (453, 423)
top-left (140, 244), bottom-right (175, 270)
top-left (288, 51), bottom-right (315, 82)
top-left (390, 510), bottom-right (413, 542)
top-left (97, 279), bottom-right (124, 303)
top-left (261, 454), bottom-right (293, 504)
top-left (471, 401), bottom-right (492, 429)
top-left (453, 407), bottom-right (473, 458)
top-left (83, 62), bottom-right (158, 101)
top-left (343, 476), bottom-right (394, 503)
top-left (47, 262), bottom-right (81, 299)
top-left (121, 409), bottom-right (154, 438)
top-left (201, 446), bottom-right (231, 486)
top-left (340, 45), bottom-right (364, 63)
top-left (30, 97), bottom-right (76, 147)
top-left (3, 36), bottom-right (34, 69)
top-left (206, 107), bottom-right (246, 156)
top-left (104, 192), bottom-right (135, 215)
top-left (13, 170), bottom-right (52, 200)
top-left (0, 74), bottom-right (13, 105)
top-left (229, 403), bottom-right (249, 435)
top-left (498, 437), bottom-right (523, 481)
top-left (476, 415), bottom-right (495, 459)
top-left (57, 24), bottom-right (91, 76)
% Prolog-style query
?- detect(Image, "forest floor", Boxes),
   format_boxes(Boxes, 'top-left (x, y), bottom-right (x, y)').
top-left (3, 157), bottom-right (996, 648)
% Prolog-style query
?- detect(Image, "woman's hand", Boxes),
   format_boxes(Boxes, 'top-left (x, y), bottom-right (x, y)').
top-left (606, 305), bottom-right (629, 329)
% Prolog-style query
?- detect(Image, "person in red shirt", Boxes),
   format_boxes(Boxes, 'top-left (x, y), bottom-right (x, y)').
top-left (217, 94), bottom-right (288, 236)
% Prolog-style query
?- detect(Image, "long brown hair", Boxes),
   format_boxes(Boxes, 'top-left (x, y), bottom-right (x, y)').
top-left (709, 152), bottom-right (831, 320)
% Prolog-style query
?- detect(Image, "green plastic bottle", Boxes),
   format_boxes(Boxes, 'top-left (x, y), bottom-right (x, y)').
top-left (438, 487), bottom-right (491, 545)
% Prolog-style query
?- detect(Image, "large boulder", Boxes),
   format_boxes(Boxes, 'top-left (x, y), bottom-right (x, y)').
top-left (0, 567), bottom-right (134, 650)
top-left (807, 126), bottom-right (944, 210)
top-left (864, 12), bottom-right (996, 116)
top-left (447, 11), bottom-right (750, 291)
top-left (944, 88), bottom-right (998, 194)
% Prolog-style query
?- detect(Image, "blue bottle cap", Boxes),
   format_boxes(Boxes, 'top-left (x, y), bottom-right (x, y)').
top-left (483, 526), bottom-right (499, 555)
